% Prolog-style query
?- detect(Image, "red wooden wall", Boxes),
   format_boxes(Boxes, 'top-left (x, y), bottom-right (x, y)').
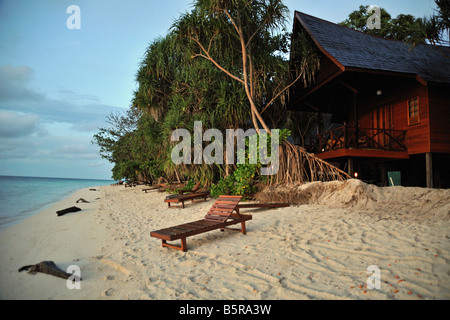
top-left (428, 86), bottom-right (450, 154)
top-left (358, 83), bottom-right (437, 155)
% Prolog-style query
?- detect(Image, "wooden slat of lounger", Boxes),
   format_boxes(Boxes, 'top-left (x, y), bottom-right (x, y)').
top-left (204, 215), bottom-right (229, 223)
top-left (152, 227), bottom-right (190, 238)
top-left (204, 213), bottom-right (228, 219)
top-left (152, 224), bottom-right (198, 236)
top-left (152, 229), bottom-right (179, 237)
top-left (164, 227), bottom-right (191, 235)
top-left (213, 200), bottom-right (241, 206)
top-left (214, 198), bottom-right (241, 204)
top-left (208, 202), bottom-right (239, 211)
top-left (153, 220), bottom-right (218, 236)
top-left (153, 222), bottom-right (226, 241)
top-left (211, 203), bottom-right (235, 208)
top-left (210, 205), bottom-right (237, 211)
top-left (236, 203), bottom-right (290, 209)
top-left (187, 220), bottom-right (218, 227)
top-left (207, 208), bottom-right (234, 214)
top-left (207, 208), bottom-right (234, 215)
top-left (217, 196), bottom-right (241, 200)
top-left (206, 214), bottom-right (232, 221)
top-left (151, 219), bottom-right (225, 241)
top-left (205, 214), bottom-right (252, 224)
top-left (207, 210), bottom-right (233, 216)
top-left (175, 221), bottom-right (215, 232)
top-left (170, 224), bottom-right (198, 232)
top-left (207, 209), bottom-right (234, 215)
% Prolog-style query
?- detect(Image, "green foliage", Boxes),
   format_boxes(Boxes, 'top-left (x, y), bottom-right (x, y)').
top-left (175, 179), bottom-right (196, 194)
top-left (421, 0), bottom-right (450, 47)
top-left (210, 164), bottom-right (258, 198)
top-left (231, 164), bottom-right (259, 196)
top-left (339, 5), bottom-right (426, 43)
top-left (210, 129), bottom-right (291, 198)
top-left (210, 175), bottom-right (234, 198)
top-left (339, 2), bottom-right (450, 50)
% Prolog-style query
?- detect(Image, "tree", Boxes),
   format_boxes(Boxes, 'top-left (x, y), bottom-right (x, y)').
top-left (420, 0), bottom-right (450, 47)
top-left (172, 0), bottom-right (316, 134)
top-left (339, 5), bottom-right (393, 38)
top-left (92, 107), bottom-right (141, 163)
top-left (339, 5), bottom-right (426, 43)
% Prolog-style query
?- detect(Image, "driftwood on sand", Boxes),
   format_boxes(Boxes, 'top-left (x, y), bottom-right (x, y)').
top-left (56, 206), bottom-right (81, 216)
top-left (18, 261), bottom-right (82, 281)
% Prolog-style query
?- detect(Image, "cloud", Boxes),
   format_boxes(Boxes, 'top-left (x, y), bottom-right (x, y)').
top-left (0, 110), bottom-right (46, 138)
top-left (0, 65), bottom-right (45, 102)
top-left (0, 132), bottom-right (101, 162)
top-left (0, 65), bottom-right (120, 179)
top-left (0, 135), bottom-right (43, 159)
top-left (87, 161), bottom-right (106, 167)
top-left (57, 89), bottom-right (101, 103)
top-left (51, 143), bottom-right (99, 160)
top-left (0, 65), bottom-right (125, 133)
top-left (0, 90), bottom-right (123, 134)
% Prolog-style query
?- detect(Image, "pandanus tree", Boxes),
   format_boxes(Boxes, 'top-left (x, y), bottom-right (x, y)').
top-left (172, 0), bottom-right (316, 134)
top-left (421, 0), bottom-right (450, 48)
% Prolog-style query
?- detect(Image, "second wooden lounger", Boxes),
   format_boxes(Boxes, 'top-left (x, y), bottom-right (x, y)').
top-left (164, 192), bottom-right (209, 208)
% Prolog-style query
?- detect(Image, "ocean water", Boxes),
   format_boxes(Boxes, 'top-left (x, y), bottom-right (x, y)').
top-left (0, 176), bottom-right (114, 230)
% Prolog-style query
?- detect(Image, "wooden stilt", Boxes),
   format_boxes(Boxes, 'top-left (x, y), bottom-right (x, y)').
top-left (347, 157), bottom-right (354, 177)
top-left (426, 153), bottom-right (433, 188)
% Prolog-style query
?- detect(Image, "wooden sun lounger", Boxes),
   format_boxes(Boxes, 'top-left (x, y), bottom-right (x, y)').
top-left (142, 183), bottom-right (170, 193)
top-left (142, 186), bottom-right (160, 192)
top-left (164, 192), bottom-right (209, 208)
top-left (178, 181), bottom-right (201, 194)
top-left (151, 195), bottom-right (251, 252)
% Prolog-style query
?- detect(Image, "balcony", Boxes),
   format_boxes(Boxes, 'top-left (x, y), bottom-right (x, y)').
top-left (309, 125), bottom-right (408, 159)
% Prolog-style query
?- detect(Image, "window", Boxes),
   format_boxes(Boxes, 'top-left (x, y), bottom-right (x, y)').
top-left (407, 97), bottom-right (420, 125)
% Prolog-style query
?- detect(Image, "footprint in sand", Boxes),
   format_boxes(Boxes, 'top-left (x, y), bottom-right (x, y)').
top-left (104, 288), bottom-right (115, 296)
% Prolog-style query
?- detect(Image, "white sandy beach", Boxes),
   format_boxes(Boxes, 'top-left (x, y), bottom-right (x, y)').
top-left (0, 179), bottom-right (449, 300)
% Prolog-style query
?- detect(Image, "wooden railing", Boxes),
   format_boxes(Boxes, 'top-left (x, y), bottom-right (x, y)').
top-left (309, 125), bottom-right (407, 154)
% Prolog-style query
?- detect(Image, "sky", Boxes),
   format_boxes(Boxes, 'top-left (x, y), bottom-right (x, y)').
top-left (0, 0), bottom-right (438, 180)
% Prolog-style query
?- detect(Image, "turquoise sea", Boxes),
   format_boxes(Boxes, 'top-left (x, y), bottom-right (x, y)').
top-left (0, 175), bottom-right (114, 230)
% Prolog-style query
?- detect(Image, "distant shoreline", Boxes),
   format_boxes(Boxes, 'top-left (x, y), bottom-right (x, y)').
top-left (0, 174), bottom-right (114, 182)
top-left (0, 176), bottom-right (114, 231)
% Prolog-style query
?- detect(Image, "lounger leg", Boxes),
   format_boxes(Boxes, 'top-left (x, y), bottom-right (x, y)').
top-left (220, 222), bottom-right (247, 234)
top-left (180, 238), bottom-right (187, 252)
top-left (241, 222), bottom-right (246, 234)
top-left (161, 239), bottom-right (188, 252)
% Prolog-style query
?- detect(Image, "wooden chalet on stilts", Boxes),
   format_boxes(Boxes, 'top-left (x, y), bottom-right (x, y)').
top-left (288, 11), bottom-right (450, 188)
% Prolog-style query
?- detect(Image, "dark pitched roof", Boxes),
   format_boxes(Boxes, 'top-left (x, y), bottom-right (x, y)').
top-left (294, 11), bottom-right (450, 84)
